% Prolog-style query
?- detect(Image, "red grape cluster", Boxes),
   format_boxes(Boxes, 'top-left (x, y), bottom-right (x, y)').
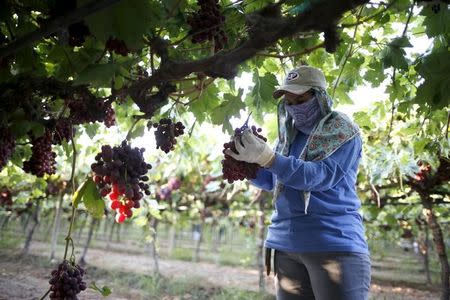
top-left (222, 125), bottom-right (266, 184)
top-left (91, 141), bottom-right (152, 223)
top-left (23, 129), bottom-right (56, 177)
top-left (187, 0), bottom-right (228, 52)
top-left (104, 105), bottom-right (116, 128)
top-left (105, 37), bottom-right (130, 56)
top-left (153, 119), bottom-right (185, 153)
top-left (53, 118), bottom-right (74, 145)
top-left (66, 98), bottom-right (115, 127)
top-left (0, 127), bottom-right (16, 172)
top-left (48, 260), bottom-right (87, 300)
top-left (0, 187), bottom-right (12, 208)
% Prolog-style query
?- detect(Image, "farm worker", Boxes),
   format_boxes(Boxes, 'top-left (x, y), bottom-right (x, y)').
top-left (225, 65), bottom-right (371, 300)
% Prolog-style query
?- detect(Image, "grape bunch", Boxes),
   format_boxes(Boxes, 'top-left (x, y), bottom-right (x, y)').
top-left (222, 124), bottom-right (267, 184)
top-left (153, 119), bottom-right (185, 153)
top-left (105, 37), bottom-right (130, 56)
top-left (0, 187), bottom-right (12, 208)
top-left (91, 141), bottom-right (152, 223)
top-left (23, 129), bottom-right (56, 177)
top-left (104, 105), bottom-right (116, 128)
top-left (48, 260), bottom-right (87, 300)
top-left (0, 127), bottom-right (16, 172)
top-left (66, 97), bottom-right (115, 128)
top-left (53, 118), bottom-right (74, 145)
top-left (156, 186), bottom-right (172, 201)
top-left (187, 0), bottom-right (228, 52)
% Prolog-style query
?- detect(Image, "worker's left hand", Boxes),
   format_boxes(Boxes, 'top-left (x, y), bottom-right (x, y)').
top-left (224, 129), bottom-right (275, 167)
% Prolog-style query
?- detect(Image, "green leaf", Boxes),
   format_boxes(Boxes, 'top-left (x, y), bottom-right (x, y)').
top-left (128, 122), bottom-right (146, 139)
top-left (10, 120), bottom-right (44, 138)
top-left (353, 111), bottom-right (374, 130)
top-left (72, 178), bottom-right (104, 218)
top-left (189, 84), bottom-right (221, 123)
top-left (74, 63), bottom-right (119, 87)
top-left (210, 89), bottom-right (246, 134)
top-left (72, 180), bottom-right (89, 208)
top-left (421, 4), bottom-right (450, 37)
top-left (82, 0), bottom-right (163, 49)
top-left (82, 178), bottom-right (104, 218)
top-left (414, 48), bottom-right (450, 109)
top-left (389, 36), bottom-right (412, 48)
top-left (334, 89), bottom-right (353, 105)
top-left (84, 123), bottom-right (101, 140)
top-left (249, 71), bottom-right (278, 122)
top-left (380, 44), bottom-right (409, 71)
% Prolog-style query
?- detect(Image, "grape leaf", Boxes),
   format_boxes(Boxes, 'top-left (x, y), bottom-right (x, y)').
top-left (248, 71), bottom-right (278, 122)
top-left (210, 89), bottom-right (245, 134)
top-left (72, 178), bottom-right (104, 218)
top-left (421, 4), bottom-right (450, 37)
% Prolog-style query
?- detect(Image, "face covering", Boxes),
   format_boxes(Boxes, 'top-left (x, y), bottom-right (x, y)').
top-left (285, 96), bottom-right (322, 134)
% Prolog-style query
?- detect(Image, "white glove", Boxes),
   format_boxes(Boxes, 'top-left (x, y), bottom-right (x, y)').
top-left (224, 129), bottom-right (275, 167)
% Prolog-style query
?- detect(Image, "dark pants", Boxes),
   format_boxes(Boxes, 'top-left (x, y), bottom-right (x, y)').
top-left (274, 250), bottom-right (371, 300)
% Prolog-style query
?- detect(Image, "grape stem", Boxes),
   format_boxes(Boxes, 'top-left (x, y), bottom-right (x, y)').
top-left (63, 135), bottom-right (78, 261)
top-left (125, 116), bottom-right (144, 141)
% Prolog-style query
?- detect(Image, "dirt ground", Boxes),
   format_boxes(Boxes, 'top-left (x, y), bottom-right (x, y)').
top-left (0, 241), bottom-right (441, 300)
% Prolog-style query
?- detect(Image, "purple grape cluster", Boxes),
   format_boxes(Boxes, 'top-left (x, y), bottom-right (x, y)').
top-left (222, 125), bottom-right (266, 183)
top-left (23, 129), bottom-right (56, 177)
top-left (153, 119), bottom-right (185, 153)
top-left (105, 37), bottom-right (130, 56)
top-left (0, 127), bottom-right (16, 172)
top-left (187, 0), bottom-right (228, 52)
top-left (48, 260), bottom-right (87, 300)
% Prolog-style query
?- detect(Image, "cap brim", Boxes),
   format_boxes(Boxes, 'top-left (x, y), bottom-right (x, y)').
top-left (273, 85), bottom-right (312, 99)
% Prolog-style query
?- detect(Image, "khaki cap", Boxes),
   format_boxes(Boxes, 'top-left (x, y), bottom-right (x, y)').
top-left (273, 66), bottom-right (327, 98)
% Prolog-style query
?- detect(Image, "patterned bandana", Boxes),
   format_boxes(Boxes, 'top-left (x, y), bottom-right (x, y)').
top-left (273, 88), bottom-right (360, 214)
top-left (285, 97), bottom-right (321, 134)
